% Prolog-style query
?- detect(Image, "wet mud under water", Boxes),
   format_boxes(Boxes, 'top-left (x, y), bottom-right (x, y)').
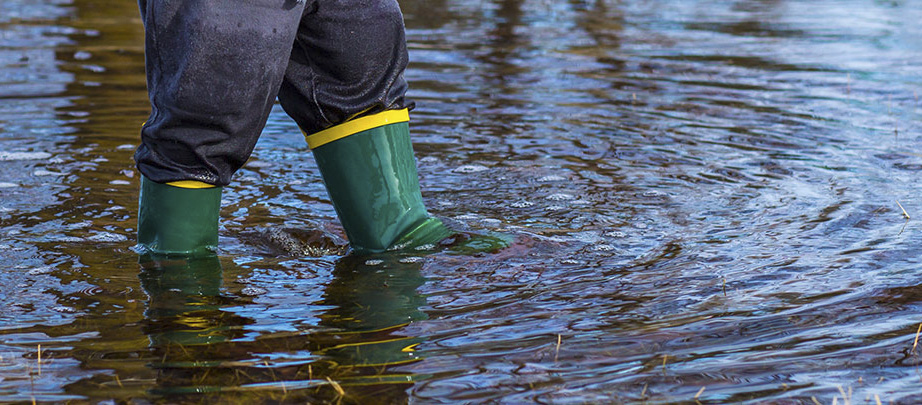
top-left (2, 0), bottom-right (922, 403)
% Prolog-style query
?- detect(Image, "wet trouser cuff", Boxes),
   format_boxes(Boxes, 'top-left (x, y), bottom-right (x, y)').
top-left (137, 176), bottom-right (222, 257)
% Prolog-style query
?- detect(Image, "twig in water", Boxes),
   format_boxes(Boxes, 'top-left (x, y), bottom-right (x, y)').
top-left (811, 396), bottom-right (821, 405)
top-left (912, 323), bottom-right (922, 355)
top-left (662, 355), bottom-right (668, 375)
top-left (896, 200), bottom-right (910, 219)
top-left (326, 377), bottom-right (345, 396)
top-left (555, 334), bottom-right (562, 362)
top-left (837, 385), bottom-right (851, 405)
top-left (875, 394), bottom-right (882, 405)
top-left (694, 386), bottom-right (705, 400)
top-left (37, 345), bottom-right (41, 376)
top-left (641, 383), bottom-right (647, 401)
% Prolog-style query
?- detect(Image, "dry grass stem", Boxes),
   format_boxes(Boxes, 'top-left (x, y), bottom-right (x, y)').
top-left (811, 397), bottom-right (821, 405)
top-left (694, 386), bottom-right (705, 399)
top-left (555, 334), bottom-right (562, 362)
top-left (875, 394), bottom-right (882, 405)
top-left (912, 323), bottom-right (922, 355)
top-left (837, 385), bottom-right (851, 405)
top-left (896, 200), bottom-right (910, 219)
top-left (326, 377), bottom-right (345, 396)
top-left (37, 345), bottom-right (41, 376)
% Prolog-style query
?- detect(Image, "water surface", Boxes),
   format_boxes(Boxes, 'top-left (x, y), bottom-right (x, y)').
top-left (2, 0), bottom-right (922, 402)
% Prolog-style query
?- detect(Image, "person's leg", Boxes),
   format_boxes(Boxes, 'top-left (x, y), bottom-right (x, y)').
top-left (277, 0), bottom-right (453, 254)
top-left (136, 0), bottom-right (305, 256)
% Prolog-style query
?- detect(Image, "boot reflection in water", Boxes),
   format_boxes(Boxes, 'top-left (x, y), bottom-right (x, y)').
top-left (137, 254), bottom-right (429, 402)
top-left (138, 254), bottom-right (252, 395)
top-left (314, 255), bottom-right (428, 392)
top-left (134, 0), bottom-right (509, 256)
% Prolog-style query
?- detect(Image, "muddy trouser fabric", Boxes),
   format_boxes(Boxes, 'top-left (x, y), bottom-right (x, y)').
top-left (135, 0), bottom-right (412, 186)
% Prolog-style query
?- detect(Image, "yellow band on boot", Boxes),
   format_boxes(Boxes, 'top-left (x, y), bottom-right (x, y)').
top-left (304, 109), bottom-right (410, 150)
top-left (166, 180), bottom-right (216, 189)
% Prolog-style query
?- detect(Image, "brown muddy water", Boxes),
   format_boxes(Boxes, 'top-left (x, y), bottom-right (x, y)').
top-left (2, 0), bottom-right (922, 403)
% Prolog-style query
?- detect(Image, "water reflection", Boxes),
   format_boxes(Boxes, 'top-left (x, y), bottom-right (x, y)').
top-left (135, 254), bottom-right (426, 403)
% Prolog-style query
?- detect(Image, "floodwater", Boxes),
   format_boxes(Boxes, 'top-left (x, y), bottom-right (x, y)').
top-left (2, 0), bottom-right (922, 403)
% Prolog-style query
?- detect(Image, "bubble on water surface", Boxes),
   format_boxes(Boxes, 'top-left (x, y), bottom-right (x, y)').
top-left (364, 259), bottom-right (384, 266)
top-left (27, 267), bottom-right (54, 275)
top-left (546, 193), bottom-right (576, 201)
top-left (241, 286), bottom-right (269, 296)
top-left (415, 243), bottom-right (437, 251)
top-left (33, 169), bottom-right (62, 176)
top-left (453, 164), bottom-right (488, 173)
top-left (116, 144), bottom-right (135, 150)
top-left (0, 151), bottom-right (52, 161)
top-left (592, 244), bottom-right (615, 252)
top-left (87, 232), bottom-right (128, 243)
top-left (52, 306), bottom-right (77, 313)
top-left (399, 256), bottom-right (424, 264)
top-left (560, 259), bottom-right (581, 265)
top-left (48, 236), bottom-right (85, 243)
top-left (604, 231), bottom-right (627, 238)
top-left (510, 200), bottom-right (534, 208)
top-left (73, 50), bottom-right (91, 60)
top-left (538, 175), bottom-right (566, 182)
top-left (109, 180), bottom-right (130, 185)
top-left (0, 182), bottom-right (17, 188)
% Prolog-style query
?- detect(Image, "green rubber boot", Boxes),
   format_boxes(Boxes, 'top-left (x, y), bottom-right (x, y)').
top-left (138, 176), bottom-right (222, 257)
top-left (306, 109), bottom-right (452, 254)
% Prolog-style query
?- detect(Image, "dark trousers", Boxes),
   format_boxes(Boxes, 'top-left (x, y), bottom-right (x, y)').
top-left (135, 0), bottom-right (412, 186)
